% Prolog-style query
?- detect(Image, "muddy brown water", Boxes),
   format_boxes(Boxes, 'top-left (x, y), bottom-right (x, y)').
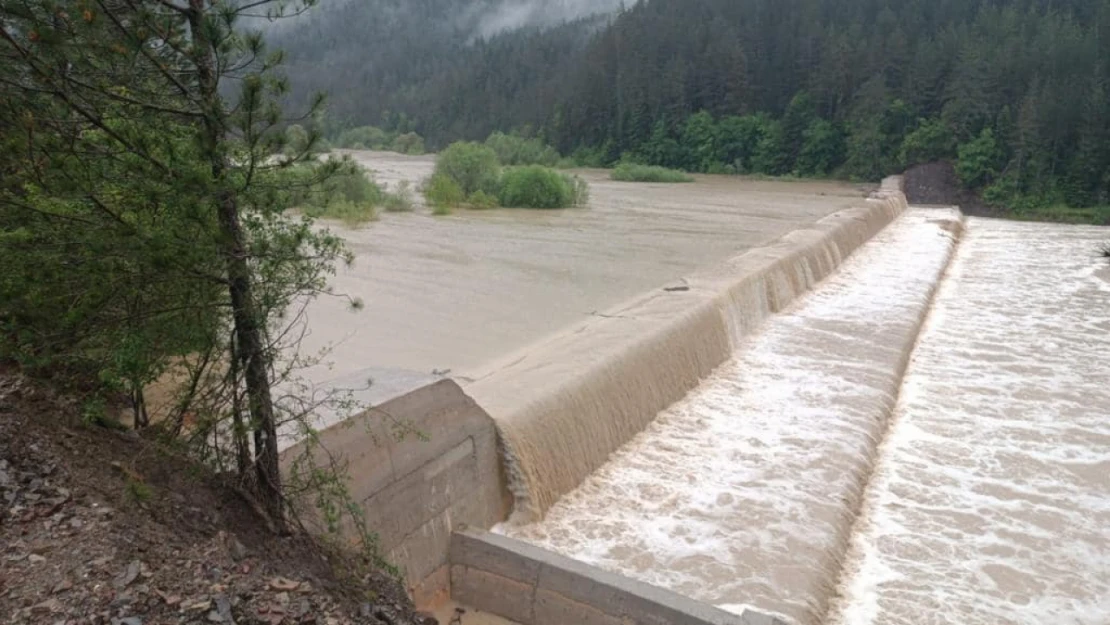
top-left (295, 151), bottom-right (867, 395)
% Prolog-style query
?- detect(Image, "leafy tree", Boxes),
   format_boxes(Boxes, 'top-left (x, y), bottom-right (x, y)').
top-left (956, 128), bottom-right (1004, 189)
top-left (751, 120), bottom-right (790, 175)
top-left (434, 142), bottom-right (502, 196)
top-left (795, 119), bottom-right (845, 176)
top-left (900, 118), bottom-right (957, 167)
top-left (1, 0), bottom-right (350, 525)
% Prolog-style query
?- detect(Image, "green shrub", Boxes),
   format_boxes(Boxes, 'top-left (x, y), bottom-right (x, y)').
top-left (286, 162), bottom-right (383, 224)
top-left (382, 181), bottom-right (415, 212)
top-left (424, 172), bottom-right (465, 209)
top-left (498, 166), bottom-right (586, 209)
top-left (485, 131), bottom-right (560, 166)
top-left (434, 142), bottom-right (501, 196)
top-left (611, 163), bottom-right (694, 183)
top-left (467, 190), bottom-right (500, 209)
top-left (336, 126), bottom-right (390, 150)
top-left (391, 132), bottom-right (426, 155)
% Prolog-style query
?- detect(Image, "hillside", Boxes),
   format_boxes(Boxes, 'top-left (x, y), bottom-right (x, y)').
top-left (0, 372), bottom-right (426, 625)
top-left (277, 0), bottom-right (1110, 215)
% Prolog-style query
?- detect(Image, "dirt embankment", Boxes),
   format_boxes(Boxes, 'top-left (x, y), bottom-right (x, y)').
top-left (0, 373), bottom-right (430, 625)
top-left (903, 162), bottom-right (992, 214)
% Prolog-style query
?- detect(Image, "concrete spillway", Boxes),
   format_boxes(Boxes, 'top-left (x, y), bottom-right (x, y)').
top-left (830, 219), bottom-right (1110, 625)
top-left (497, 208), bottom-right (962, 625)
top-left (281, 164), bottom-right (1109, 624)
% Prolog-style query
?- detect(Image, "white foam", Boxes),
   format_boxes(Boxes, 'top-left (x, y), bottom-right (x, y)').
top-left (501, 209), bottom-right (962, 625)
top-left (830, 219), bottom-right (1110, 625)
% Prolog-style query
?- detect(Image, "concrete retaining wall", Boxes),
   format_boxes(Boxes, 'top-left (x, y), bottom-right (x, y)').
top-left (450, 529), bottom-right (788, 625)
top-left (280, 380), bottom-right (509, 605)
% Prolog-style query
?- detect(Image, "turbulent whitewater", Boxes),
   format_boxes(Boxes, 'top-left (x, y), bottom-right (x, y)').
top-left (829, 219), bottom-right (1110, 625)
top-left (499, 209), bottom-right (963, 625)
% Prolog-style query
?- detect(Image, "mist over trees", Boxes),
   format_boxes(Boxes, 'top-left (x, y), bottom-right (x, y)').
top-left (279, 0), bottom-right (1110, 215)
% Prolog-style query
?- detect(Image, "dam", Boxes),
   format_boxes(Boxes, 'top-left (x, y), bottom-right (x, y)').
top-left (281, 155), bottom-right (1110, 625)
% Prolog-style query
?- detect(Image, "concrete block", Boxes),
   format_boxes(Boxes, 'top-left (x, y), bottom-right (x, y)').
top-left (534, 589), bottom-right (622, 625)
top-left (410, 564), bottom-right (450, 610)
top-left (363, 437), bottom-right (478, 546)
top-left (386, 380), bottom-right (493, 478)
top-left (454, 530), bottom-right (749, 625)
top-left (389, 509), bottom-right (455, 586)
top-left (451, 566), bottom-right (535, 625)
top-left (537, 560), bottom-right (629, 617)
top-left (450, 529), bottom-right (543, 587)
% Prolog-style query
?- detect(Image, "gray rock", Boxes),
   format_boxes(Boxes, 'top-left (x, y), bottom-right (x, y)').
top-left (228, 537), bottom-right (248, 562)
top-left (214, 594), bottom-right (234, 624)
top-left (112, 618), bottom-right (143, 625)
top-left (113, 560), bottom-right (141, 589)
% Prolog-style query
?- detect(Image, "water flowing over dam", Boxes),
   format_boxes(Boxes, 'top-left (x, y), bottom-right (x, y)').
top-left (497, 208), bottom-right (962, 625)
top-left (467, 185), bottom-right (907, 523)
top-left (486, 211), bottom-right (1110, 625)
top-left (829, 219), bottom-right (1110, 625)
top-left (283, 159), bottom-right (1108, 624)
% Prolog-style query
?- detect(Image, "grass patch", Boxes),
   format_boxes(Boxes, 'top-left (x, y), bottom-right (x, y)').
top-left (498, 166), bottom-right (587, 209)
top-left (1010, 205), bottom-right (1110, 226)
top-left (611, 163), bottom-right (694, 183)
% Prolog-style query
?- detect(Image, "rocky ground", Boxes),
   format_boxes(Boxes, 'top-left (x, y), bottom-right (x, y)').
top-left (903, 161), bottom-right (991, 214)
top-left (0, 373), bottom-right (433, 625)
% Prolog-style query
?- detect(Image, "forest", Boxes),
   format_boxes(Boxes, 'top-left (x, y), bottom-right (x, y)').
top-left (276, 0), bottom-right (1110, 218)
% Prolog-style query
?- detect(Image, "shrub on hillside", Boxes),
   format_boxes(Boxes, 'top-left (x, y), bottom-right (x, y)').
top-left (498, 166), bottom-right (587, 209)
top-left (434, 142), bottom-right (501, 197)
top-left (485, 131), bottom-right (560, 166)
top-left (610, 163), bottom-right (694, 183)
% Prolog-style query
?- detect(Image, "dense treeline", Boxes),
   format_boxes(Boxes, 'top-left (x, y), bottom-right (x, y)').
top-left (279, 0), bottom-right (1110, 215)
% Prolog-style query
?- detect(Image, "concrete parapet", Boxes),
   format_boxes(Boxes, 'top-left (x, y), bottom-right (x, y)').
top-left (450, 529), bottom-right (789, 625)
top-left (280, 380), bottom-right (509, 605)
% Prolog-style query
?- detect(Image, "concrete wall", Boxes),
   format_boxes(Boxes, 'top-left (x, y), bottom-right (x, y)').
top-left (450, 529), bottom-right (788, 625)
top-left (280, 380), bottom-right (509, 605)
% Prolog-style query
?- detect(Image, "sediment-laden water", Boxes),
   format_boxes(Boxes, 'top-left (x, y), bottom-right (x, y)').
top-left (296, 152), bottom-right (865, 386)
top-left (829, 219), bottom-right (1110, 625)
top-left (499, 209), bottom-right (963, 625)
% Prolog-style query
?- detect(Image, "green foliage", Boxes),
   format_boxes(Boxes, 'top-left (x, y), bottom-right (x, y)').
top-left (497, 166), bottom-right (586, 209)
top-left (467, 190), bottom-right (500, 209)
top-left (570, 142), bottom-right (615, 168)
top-left (335, 126), bottom-right (427, 155)
top-left (611, 163), bottom-right (694, 183)
top-left (391, 132), bottom-right (426, 155)
top-left (485, 132), bottom-right (560, 166)
top-left (956, 128), bottom-right (1003, 190)
top-left (424, 172), bottom-right (466, 209)
top-left (276, 0), bottom-right (1110, 215)
top-left (287, 162), bottom-right (383, 224)
top-left (336, 126), bottom-right (391, 150)
top-left (382, 181), bottom-right (415, 212)
top-left (795, 119), bottom-right (844, 176)
top-left (899, 118), bottom-right (956, 167)
top-left (751, 121), bottom-right (791, 176)
top-left (125, 479), bottom-right (154, 504)
top-left (717, 114), bottom-right (774, 173)
top-left (434, 142), bottom-right (501, 197)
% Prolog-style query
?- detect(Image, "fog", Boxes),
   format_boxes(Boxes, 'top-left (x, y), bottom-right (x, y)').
top-left (257, 0), bottom-right (628, 38)
top-left (464, 0), bottom-right (627, 37)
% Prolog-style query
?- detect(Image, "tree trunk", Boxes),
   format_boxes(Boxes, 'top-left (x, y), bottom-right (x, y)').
top-left (186, 0), bottom-right (284, 528)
